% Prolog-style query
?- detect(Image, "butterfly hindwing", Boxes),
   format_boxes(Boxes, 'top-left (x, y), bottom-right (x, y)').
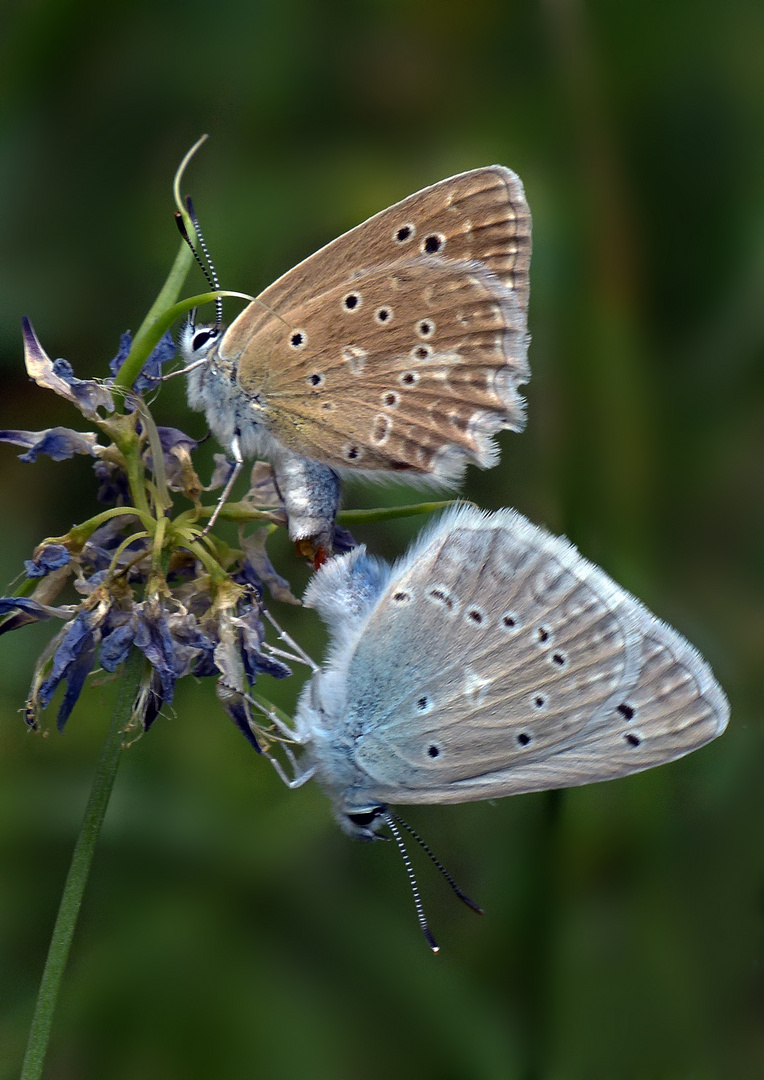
top-left (230, 258), bottom-right (528, 478)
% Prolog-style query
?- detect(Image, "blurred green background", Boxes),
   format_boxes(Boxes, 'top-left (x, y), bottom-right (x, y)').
top-left (1, 0), bottom-right (762, 1077)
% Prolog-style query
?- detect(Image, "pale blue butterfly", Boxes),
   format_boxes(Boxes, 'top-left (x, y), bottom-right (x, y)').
top-left (265, 505), bottom-right (729, 947)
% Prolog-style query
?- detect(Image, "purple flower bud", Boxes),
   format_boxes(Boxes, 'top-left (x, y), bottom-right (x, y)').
top-left (216, 682), bottom-right (262, 752)
top-left (0, 596), bottom-right (72, 622)
top-left (51, 357), bottom-right (115, 417)
top-left (24, 544), bottom-right (71, 579)
top-left (206, 454), bottom-right (237, 492)
top-left (332, 524), bottom-right (358, 554)
top-left (148, 426), bottom-right (201, 494)
top-left (109, 330), bottom-right (176, 397)
top-left (240, 533), bottom-right (299, 605)
top-left (234, 605), bottom-right (292, 684)
top-left (93, 459), bottom-right (131, 505)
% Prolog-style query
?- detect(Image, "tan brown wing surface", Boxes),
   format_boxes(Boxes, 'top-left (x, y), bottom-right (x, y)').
top-left (228, 259), bottom-right (528, 477)
top-left (255, 166), bottom-right (531, 320)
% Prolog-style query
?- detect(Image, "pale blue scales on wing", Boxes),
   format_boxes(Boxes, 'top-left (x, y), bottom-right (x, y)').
top-left (293, 505), bottom-right (729, 837)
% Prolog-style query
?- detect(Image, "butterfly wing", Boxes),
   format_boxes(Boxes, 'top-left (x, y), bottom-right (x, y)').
top-left (256, 165), bottom-right (531, 317)
top-left (227, 258), bottom-right (528, 479)
top-left (217, 168), bottom-right (531, 479)
top-left (305, 507), bottom-right (729, 809)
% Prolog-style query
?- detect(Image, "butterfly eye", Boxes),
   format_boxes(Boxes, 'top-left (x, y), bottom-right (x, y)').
top-left (347, 808), bottom-right (382, 827)
top-left (191, 328), bottom-right (219, 352)
top-left (345, 807), bottom-right (387, 839)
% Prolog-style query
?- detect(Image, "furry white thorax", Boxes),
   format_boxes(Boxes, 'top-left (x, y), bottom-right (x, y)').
top-left (180, 321), bottom-right (283, 463)
top-left (180, 321), bottom-right (343, 545)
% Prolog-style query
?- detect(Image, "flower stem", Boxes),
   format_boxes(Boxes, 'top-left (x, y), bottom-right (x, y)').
top-left (20, 648), bottom-right (145, 1080)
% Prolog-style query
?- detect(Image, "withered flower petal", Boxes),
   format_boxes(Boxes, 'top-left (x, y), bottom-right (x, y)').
top-left (24, 544), bottom-right (71, 579)
top-left (22, 317), bottom-right (114, 418)
top-left (38, 605), bottom-right (108, 730)
top-left (0, 427), bottom-right (100, 463)
top-left (133, 601), bottom-right (182, 704)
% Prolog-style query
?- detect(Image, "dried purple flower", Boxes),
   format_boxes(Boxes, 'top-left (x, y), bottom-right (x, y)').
top-left (109, 329), bottom-right (176, 397)
top-left (24, 544), bottom-right (72, 579)
top-left (0, 427), bottom-right (100, 463)
top-left (22, 317), bottom-right (114, 418)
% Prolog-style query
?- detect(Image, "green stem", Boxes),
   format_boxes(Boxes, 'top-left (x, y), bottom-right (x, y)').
top-left (337, 499), bottom-right (461, 524)
top-left (113, 290), bottom-right (233, 391)
top-left (114, 238), bottom-right (194, 389)
top-left (20, 648), bottom-right (145, 1080)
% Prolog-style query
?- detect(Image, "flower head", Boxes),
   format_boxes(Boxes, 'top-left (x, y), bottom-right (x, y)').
top-left (1, 321), bottom-right (327, 750)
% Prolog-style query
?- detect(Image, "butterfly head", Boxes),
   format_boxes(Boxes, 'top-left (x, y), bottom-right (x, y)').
top-left (339, 805), bottom-right (390, 841)
top-left (179, 316), bottom-right (223, 369)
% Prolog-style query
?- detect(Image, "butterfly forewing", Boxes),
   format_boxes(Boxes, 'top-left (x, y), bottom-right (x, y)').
top-left (309, 508), bottom-right (729, 807)
top-left (254, 166), bottom-right (531, 318)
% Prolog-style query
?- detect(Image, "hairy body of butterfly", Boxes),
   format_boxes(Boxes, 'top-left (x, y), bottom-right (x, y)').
top-left (181, 167), bottom-right (531, 549)
top-left (290, 506), bottom-right (729, 838)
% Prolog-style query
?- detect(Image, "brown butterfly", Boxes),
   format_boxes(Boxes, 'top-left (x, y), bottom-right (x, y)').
top-left (181, 167), bottom-right (531, 551)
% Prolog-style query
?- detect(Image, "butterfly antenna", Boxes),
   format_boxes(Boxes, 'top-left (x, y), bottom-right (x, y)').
top-left (388, 810), bottom-right (483, 915)
top-left (383, 812), bottom-right (439, 953)
top-left (174, 196), bottom-right (224, 326)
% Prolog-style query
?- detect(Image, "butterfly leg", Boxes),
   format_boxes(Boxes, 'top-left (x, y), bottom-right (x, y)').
top-left (237, 690), bottom-right (317, 788)
top-left (200, 434), bottom-right (244, 535)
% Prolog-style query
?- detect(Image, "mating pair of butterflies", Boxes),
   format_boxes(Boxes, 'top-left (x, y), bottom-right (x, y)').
top-left (180, 168), bottom-right (728, 872)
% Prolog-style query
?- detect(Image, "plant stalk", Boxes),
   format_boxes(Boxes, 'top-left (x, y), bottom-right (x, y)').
top-left (20, 648), bottom-right (145, 1080)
